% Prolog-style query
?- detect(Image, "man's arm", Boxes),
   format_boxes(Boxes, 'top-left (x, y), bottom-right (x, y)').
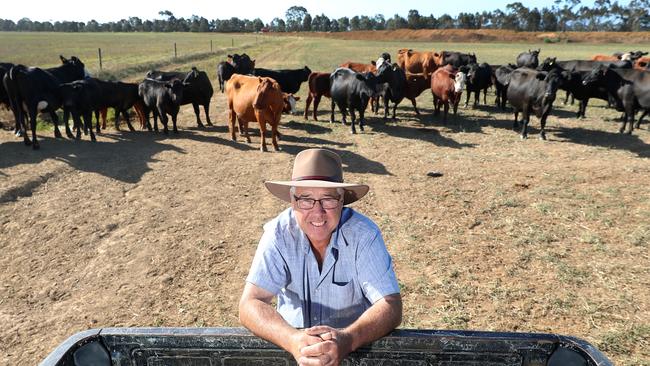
top-left (301, 294), bottom-right (403, 365)
top-left (239, 282), bottom-right (323, 361)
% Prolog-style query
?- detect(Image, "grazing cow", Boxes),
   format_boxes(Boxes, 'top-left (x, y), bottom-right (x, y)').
top-left (507, 68), bottom-right (567, 140)
top-left (397, 49), bottom-right (440, 76)
top-left (612, 51), bottom-right (648, 61)
top-left (138, 78), bottom-right (185, 134)
top-left (4, 55), bottom-right (88, 149)
top-left (516, 49), bottom-right (541, 68)
top-left (225, 74), bottom-right (287, 151)
top-left (465, 63), bottom-right (493, 107)
top-left (217, 61), bottom-right (235, 93)
top-left (494, 64), bottom-right (517, 109)
top-left (403, 73), bottom-right (431, 115)
top-left (304, 72), bottom-right (331, 121)
top-left (228, 53), bottom-right (256, 75)
top-left (330, 68), bottom-right (379, 134)
top-left (430, 67), bottom-right (467, 123)
top-left (339, 61), bottom-right (377, 74)
top-left (582, 65), bottom-right (650, 134)
top-left (375, 62), bottom-right (407, 120)
top-left (441, 51), bottom-right (477, 68)
top-left (146, 67), bottom-right (214, 128)
top-left (253, 66), bottom-right (311, 96)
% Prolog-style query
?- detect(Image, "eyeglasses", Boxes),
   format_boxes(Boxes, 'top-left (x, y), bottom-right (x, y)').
top-left (293, 195), bottom-right (341, 210)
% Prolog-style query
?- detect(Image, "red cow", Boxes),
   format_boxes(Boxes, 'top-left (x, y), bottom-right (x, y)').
top-left (304, 72), bottom-right (331, 121)
top-left (591, 55), bottom-right (620, 62)
top-left (339, 61), bottom-right (377, 74)
top-left (634, 57), bottom-right (650, 70)
top-left (226, 74), bottom-right (288, 152)
top-left (430, 67), bottom-right (467, 123)
top-left (397, 48), bottom-right (442, 76)
top-left (403, 72), bottom-right (431, 115)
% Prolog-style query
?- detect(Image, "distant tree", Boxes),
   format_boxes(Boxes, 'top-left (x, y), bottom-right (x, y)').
top-left (16, 18), bottom-right (33, 31)
top-left (359, 15), bottom-right (373, 30)
top-left (421, 14), bottom-right (438, 29)
top-left (286, 6), bottom-right (308, 31)
top-left (438, 14), bottom-right (455, 29)
top-left (350, 16), bottom-right (360, 31)
top-left (199, 17), bottom-right (210, 32)
top-left (330, 19), bottom-right (340, 32)
top-left (540, 7), bottom-right (558, 31)
top-left (302, 13), bottom-right (312, 31)
top-left (526, 7), bottom-right (542, 31)
top-left (143, 20), bottom-right (153, 32)
top-left (270, 17), bottom-right (286, 32)
top-left (373, 14), bottom-right (386, 30)
top-left (312, 14), bottom-right (331, 31)
top-left (252, 18), bottom-right (264, 32)
top-left (554, 0), bottom-right (580, 31)
top-left (457, 12), bottom-right (478, 29)
top-left (338, 17), bottom-right (350, 31)
top-left (407, 9), bottom-right (422, 29)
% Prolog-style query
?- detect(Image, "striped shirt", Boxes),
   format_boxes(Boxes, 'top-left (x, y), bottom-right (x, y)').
top-left (246, 207), bottom-right (399, 328)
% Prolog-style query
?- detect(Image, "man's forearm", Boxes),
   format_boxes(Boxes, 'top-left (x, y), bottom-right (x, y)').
top-left (239, 298), bottom-right (300, 352)
top-left (343, 294), bottom-right (403, 352)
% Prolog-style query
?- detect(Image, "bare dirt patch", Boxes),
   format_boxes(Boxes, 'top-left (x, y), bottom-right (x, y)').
top-left (1, 76), bottom-right (649, 366)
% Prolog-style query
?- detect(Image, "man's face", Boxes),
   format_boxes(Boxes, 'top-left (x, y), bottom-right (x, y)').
top-left (292, 187), bottom-right (343, 247)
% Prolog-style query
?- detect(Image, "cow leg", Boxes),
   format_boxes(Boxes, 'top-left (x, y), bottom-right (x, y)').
top-left (304, 93), bottom-right (312, 120)
top-left (337, 103), bottom-right (348, 126)
top-left (228, 109), bottom-right (237, 141)
top-left (539, 114), bottom-right (548, 141)
top-left (520, 109), bottom-right (530, 139)
top-left (27, 108), bottom-right (39, 149)
top-left (203, 103), bottom-right (212, 126)
top-left (443, 102), bottom-right (449, 123)
top-left (171, 112), bottom-right (179, 134)
top-left (63, 108), bottom-right (74, 138)
top-left (72, 112), bottom-right (83, 140)
top-left (152, 110), bottom-right (160, 132)
top-left (100, 108), bottom-right (107, 130)
top-left (483, 88), bottom-right (487, 105)
top-left (330, 100), bottom-right (336, 123)
top-left (474, 90), bottom-right (479, 107)
top-left (51, 109), bottom-right (63, 139)
top-left (635, 110), bottom-right (647, 129)
top-left (271, 122), bottom-right (280, 151)
top-left (383, 96), bottom-right (390, 119)
top-left (94, 110), bottom-right (100, 134)
top-left (577, 99), bottom-right (587, 118)
top-left (392, 103), bottom-right (398, 120)
top-left (257, 117), bottom-right (268, 152)
top-left (624, 107), bottom-right (635, 135)
top-left (409, 97), bottom-right (420, 115)
top-left (464, 91), bottom-right (470, 108)
top-left (122, 110), bottom-right (135, 131)
top-left (358, 106), bottom-right (366, 132)
top-left (192, 103), bottom-right (204, 128)
top-left (85, 111), bottom-right (96, 142)
top-left (349, 108), bottom-right (357, 134)
top-left (313, 95), bottom-right (323, 121)
top-left (513, 110), bottom-right (520, 130)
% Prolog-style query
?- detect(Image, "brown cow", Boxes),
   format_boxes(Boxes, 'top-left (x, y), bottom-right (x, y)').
top-left (591, 55), bottom-right (620, 62)
top-left (403, 72), bottom-right (431, 115)
top-left (339, 61), bottom-right (377, 74)
top-left (430, 67), bottom-right (467, 123)
top-left (226, 74), bottom-right (287, 151)
top-left (304, 72), bottom-right (331, 121)
top-left (397, 48), bottom-right (442, 76)
top-left (634, 57), bottom-right (650, 70)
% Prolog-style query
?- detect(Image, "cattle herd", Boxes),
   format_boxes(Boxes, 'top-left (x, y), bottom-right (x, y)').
top-left (1, 48), bottom-right (649, 151)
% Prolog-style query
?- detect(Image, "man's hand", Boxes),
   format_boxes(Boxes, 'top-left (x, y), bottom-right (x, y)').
top-left (289, 330), bottom-right (324, 363)
top-left (297, 326), bottom-right (353, 366)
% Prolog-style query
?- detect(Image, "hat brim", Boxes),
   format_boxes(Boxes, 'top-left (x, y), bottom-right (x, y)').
top-left (265, 180), bottom-right (369, 205)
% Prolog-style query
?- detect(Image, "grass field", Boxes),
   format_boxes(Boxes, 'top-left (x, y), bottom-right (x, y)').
top-left (0, 32), bottom-right (649, 366)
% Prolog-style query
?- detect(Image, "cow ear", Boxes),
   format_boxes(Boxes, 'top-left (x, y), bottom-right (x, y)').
top-left (60, 55), bottom-right (68, 63)
top-left (371, 60), bottom-right (376, 66)
top-left (355, 73), bottom-right (364, 81)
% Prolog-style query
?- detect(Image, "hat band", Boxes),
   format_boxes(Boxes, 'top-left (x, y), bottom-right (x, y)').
top-left (293, 175), bottom-right (341, 182)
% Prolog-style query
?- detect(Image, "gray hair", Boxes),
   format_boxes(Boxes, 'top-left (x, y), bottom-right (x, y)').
top-left (290, 186), bottom-right (345, 201)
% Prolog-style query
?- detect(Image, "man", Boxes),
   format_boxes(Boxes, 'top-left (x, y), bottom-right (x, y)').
top-left (239, 148), bottom-right (402, 366)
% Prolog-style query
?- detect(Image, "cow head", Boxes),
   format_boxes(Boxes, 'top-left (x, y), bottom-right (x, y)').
top-left (60, 55), bottom-right (89, 79)
top-left (356, 72), bottom-right (378, 100)
top-left (231, 53), bottom-right (255, 75)
top-left (380, 52), bottom-right (391, 64)
top-left (453, 71), bottom-right (467, 93)
top-left (538, 70), bottom-right (564, 101)
top-left (538, 57), bottom-right (557, 72)
top-left (582, 64), bottom-right (610, 86)
top-left (58, 81), bottom-right (85, 109)
top-left (253, 77), bottom-right (277, 109)
top-left (165, 79), bottom-right (184, 103)
top-left (282, 93), bottom-right (300, 114)
top-left (302, 66), bottom-right (312, 80)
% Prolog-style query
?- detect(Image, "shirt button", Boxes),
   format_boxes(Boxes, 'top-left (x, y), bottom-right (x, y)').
top-left (313, 317), bottom-right (317, 321)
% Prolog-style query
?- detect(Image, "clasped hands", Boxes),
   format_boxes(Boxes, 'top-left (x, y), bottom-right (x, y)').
top-left (291, 325), bottom-right (352, 366)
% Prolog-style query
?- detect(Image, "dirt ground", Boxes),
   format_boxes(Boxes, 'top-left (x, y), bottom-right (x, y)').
top-left (1, 73), bottom-right (649, 365)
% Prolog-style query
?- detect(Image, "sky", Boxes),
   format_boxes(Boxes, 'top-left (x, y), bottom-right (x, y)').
top-left (5, 0), bottom-right (605, 24)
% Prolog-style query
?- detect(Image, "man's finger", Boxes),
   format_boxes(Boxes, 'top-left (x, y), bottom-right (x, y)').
top-left (319, 332), bottom-right (333, 340)
top-left (300, 342), bottom-right (324, 357)
top-left (304, 325), bottom-right (332, 335)
top-left (305, 334), bottom-right (324, 346)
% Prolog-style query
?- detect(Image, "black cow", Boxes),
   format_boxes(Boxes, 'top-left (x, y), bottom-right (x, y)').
top-left (59, 79), bottom-right (102, 141)
top-left (0, 62), bottom-right (19, 134)
top-left (379, 52), bottom-right (392, 63)
top-left (217, 61), bottom-right (235, 93)
top-left (441, 51), bottom-right (477, 68)
top-left (493, 64), bottom-right (516, 110)
top-left (138, 78), bottom-right (185, 134)
top-left (465, 63), bottom-right (492, 107)
top-left (403, 73), bottom-right (431, 115)
top-left (582, 65), bottom-right (650, 134)
top-left (253, 66), bottom-right (311, 95)
top-left (330, 68), bottom-right (378, 134)
top-left (375, 62), bottom-right (407, 120)
top-left (4, 56), bottom-right (88, 149)
top-left (506, 68), bottom-right (567, 140)
top-left (516, 49), bottom-right (541, 68)
top-left (146, 67), bottom-right (213, 128)
top-left (228, 53), bottom-right (255, 75)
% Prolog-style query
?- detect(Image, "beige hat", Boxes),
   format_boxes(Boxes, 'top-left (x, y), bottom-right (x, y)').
top-left (265, 149), bottom-right (369, 205)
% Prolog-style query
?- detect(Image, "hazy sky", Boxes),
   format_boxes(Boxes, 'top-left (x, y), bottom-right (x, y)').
top-left (4, 0), bottom-right (605, 24)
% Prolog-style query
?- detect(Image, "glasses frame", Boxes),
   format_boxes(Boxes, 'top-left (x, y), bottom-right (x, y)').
top-left (292, 195), bottom-right (342, 210)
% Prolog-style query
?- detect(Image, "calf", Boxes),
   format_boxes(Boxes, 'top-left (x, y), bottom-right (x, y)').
top-left (375, 62), bottom-right (407, 120)
top-left (465, 63), bottom-right (492, 107)
top-left (138, 78), bottom-right (184, 134)
top-left (217, 61), bottom-right (235, 93)
top-left (225, 74), bottom-right (286, 151)
top-left (441, 51), bottom-right (477, 68)
top-left (397, 49), bottom-right (441, 76)
top-left (430, 67), bottom-right (467, 123)
top-left (516, 49), bottom-right (540, 68)
top-left (93, 80), bottom-right (144, 131)
top-left (304, 72), bottom-right (331, 121)
top-left (403, 73), bottom-right (431, 115)
top-left (4, 55), bottom-right (88, 149)
top-left (330, 68), bottom-right (378, 134)
top-left (146, 67), bottom-right (214, 128)
top-left (58, 79), bottom-right (102, 141)
top-left (494, 64), bottom-right (516, 109)
top-left (507, 68), bottom-right (567, 140)
top-left (253, 66), bottom-right (311, 95)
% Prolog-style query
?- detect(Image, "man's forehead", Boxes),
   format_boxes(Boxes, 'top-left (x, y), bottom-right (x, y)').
top-left (294, 187), bottom-right (339, 196)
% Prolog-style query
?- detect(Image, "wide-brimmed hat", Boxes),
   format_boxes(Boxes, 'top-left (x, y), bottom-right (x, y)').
top-left (265, 149), bottom-right (369, 205)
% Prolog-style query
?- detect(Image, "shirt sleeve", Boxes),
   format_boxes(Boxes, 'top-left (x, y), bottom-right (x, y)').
top-left (357, 230), bottom-right (400, 304)
top-left (246, 226), bottom-right (288, 295)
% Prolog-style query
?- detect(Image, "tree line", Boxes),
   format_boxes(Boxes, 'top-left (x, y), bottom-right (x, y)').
top-left (1, 1), bottom-right (648, 33)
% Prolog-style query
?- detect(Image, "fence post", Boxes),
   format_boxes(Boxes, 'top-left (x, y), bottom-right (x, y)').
top-left (210, 40), bottom-right (213, 52)
top-left (231, 38), bottom-right (234, 47)
top-left (174, 43), bottom-right (177, 59)
top-left (98, 48), bottom-right (102, 70)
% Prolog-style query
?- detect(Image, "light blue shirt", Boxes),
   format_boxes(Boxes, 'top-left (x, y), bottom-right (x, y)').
top-left (246, 207), bottom-right (400, 328)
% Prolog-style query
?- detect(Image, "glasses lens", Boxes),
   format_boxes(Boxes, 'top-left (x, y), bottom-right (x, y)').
top-left (321, 198), bottom-right (339, 209)
top-left (297, 198), bottom-right (315, 209)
